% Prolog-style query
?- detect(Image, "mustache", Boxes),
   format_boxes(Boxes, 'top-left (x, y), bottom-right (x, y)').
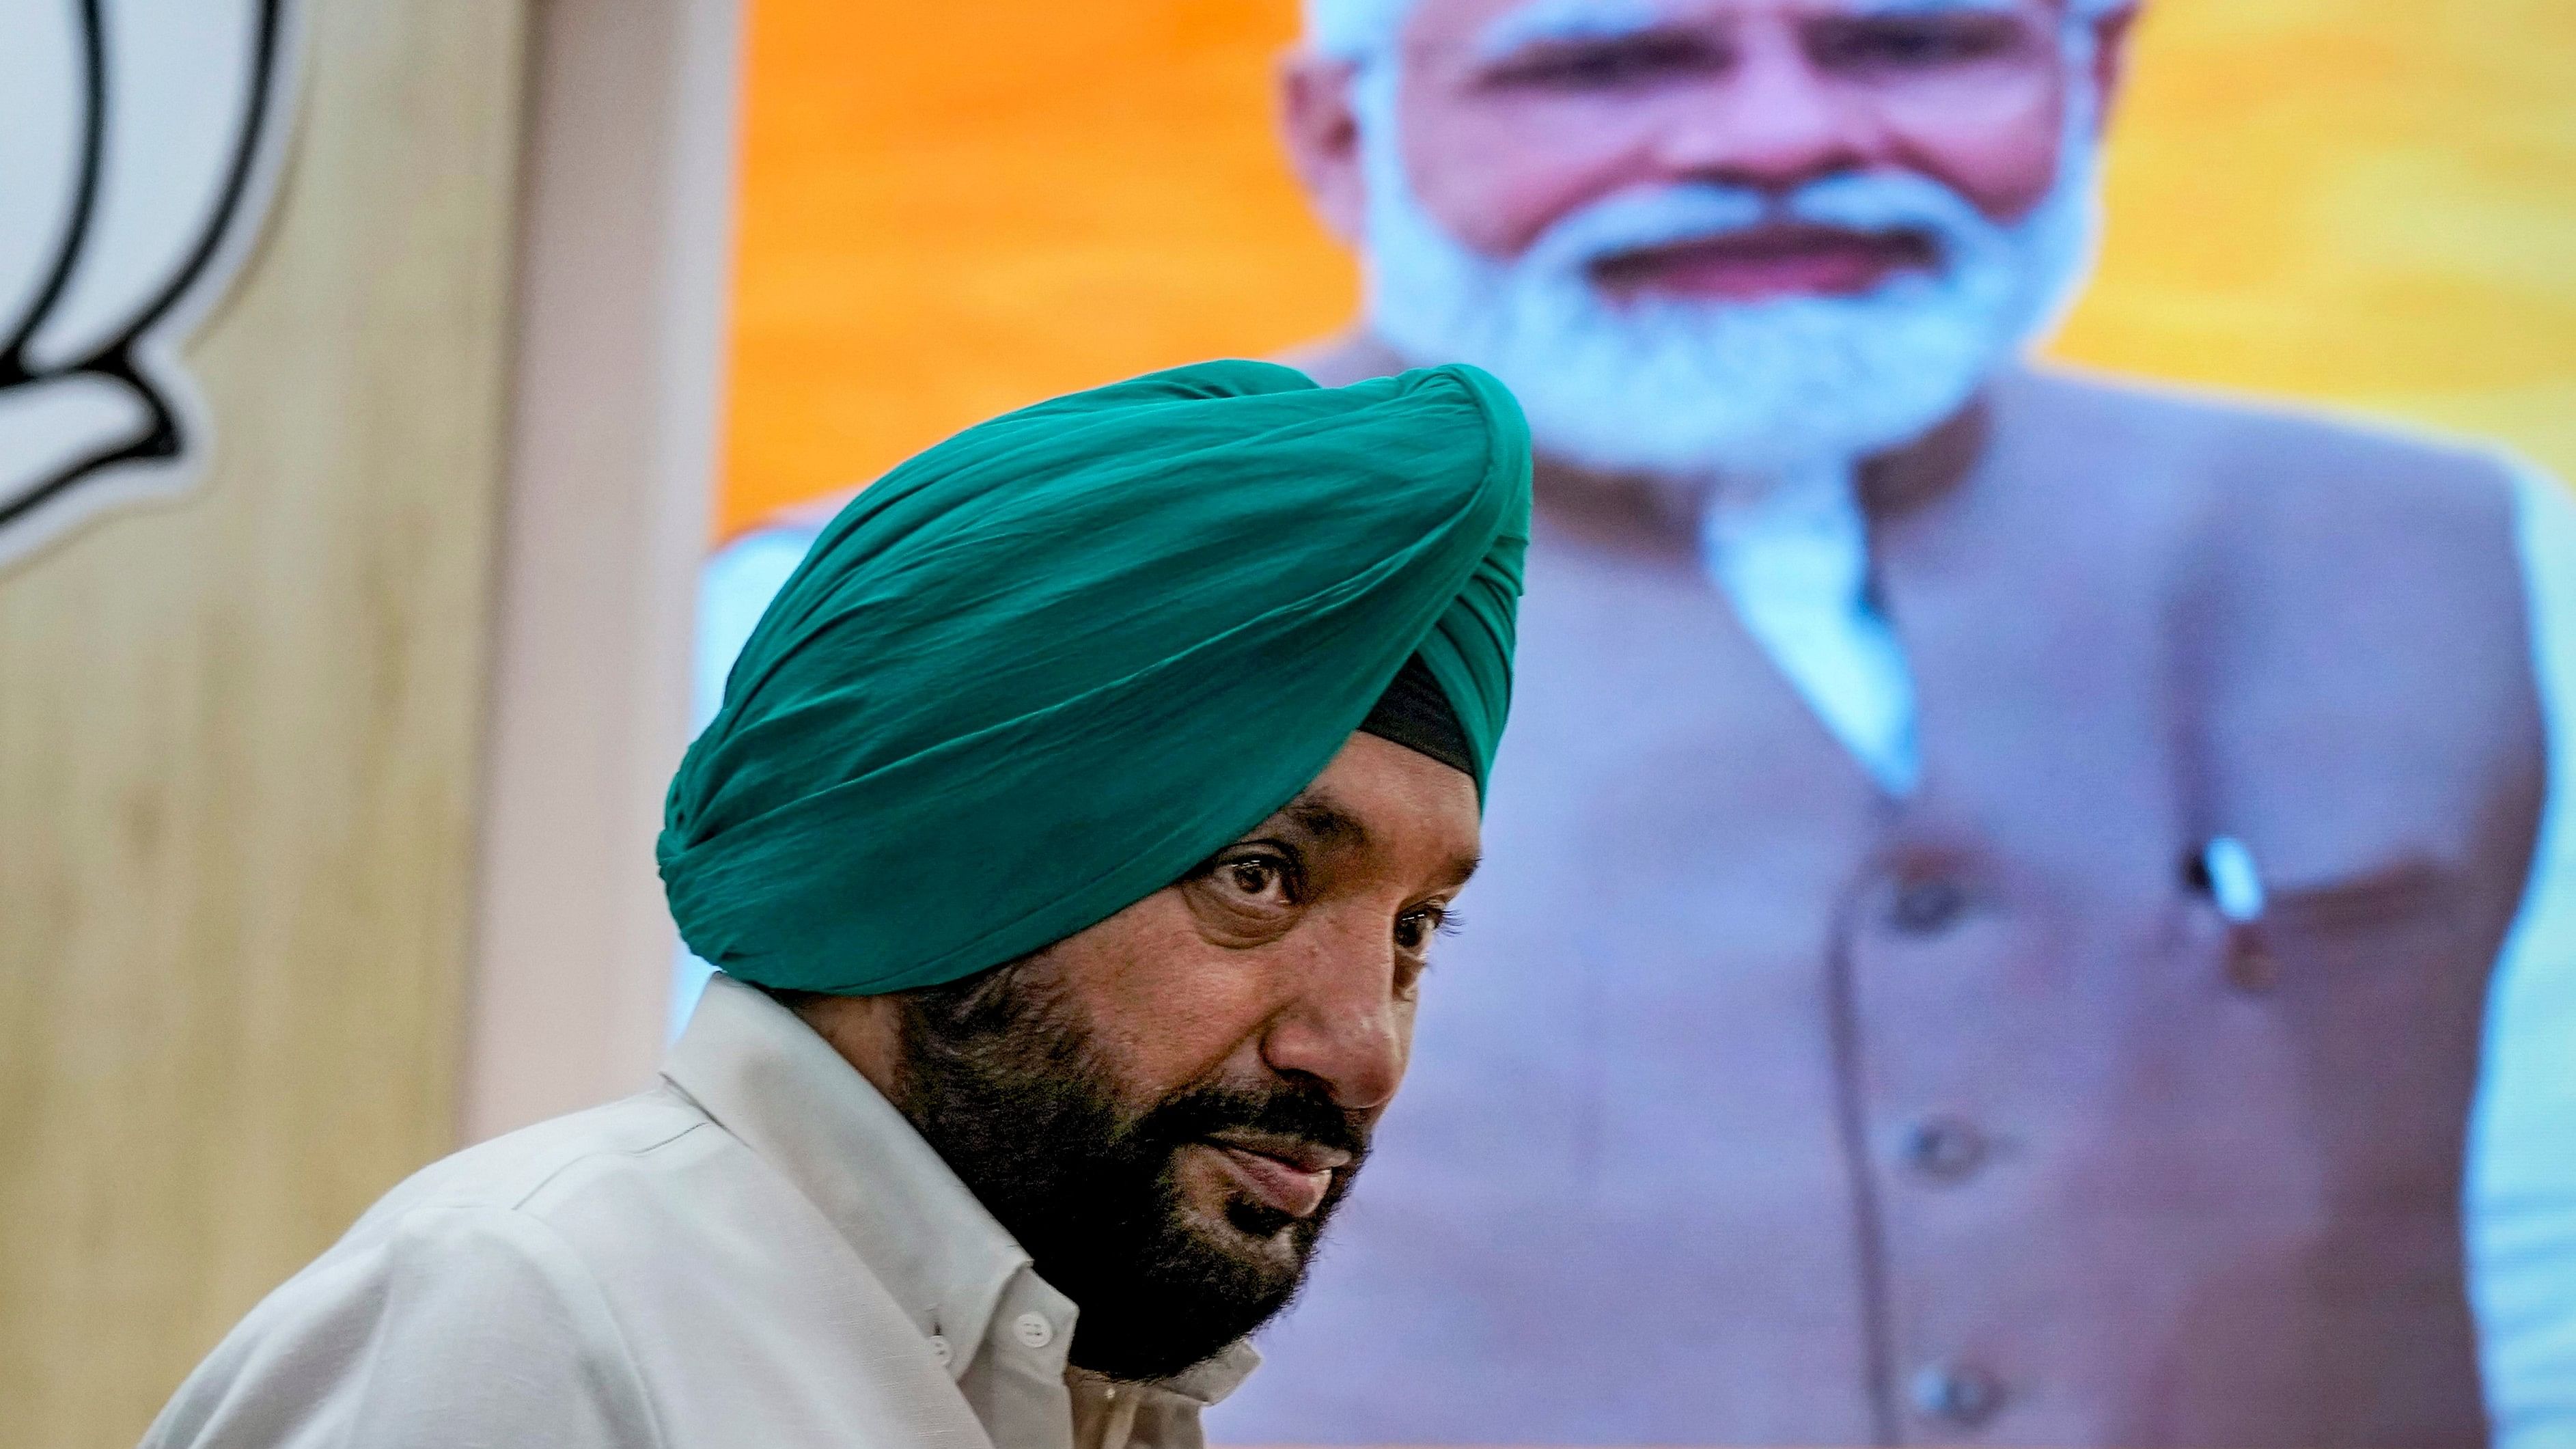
top-left (1133, 1077), bottom-right (1372, 1165)
top-left (896, 960), bottom-right (1370, 1163)
top-left (1521, 172), bottom-right (2005, 283)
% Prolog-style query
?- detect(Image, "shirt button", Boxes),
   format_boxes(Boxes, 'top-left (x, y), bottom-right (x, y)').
top-left (1901, 1116), bottom-right (1987, 1183)
top-left (1889, 877), bottom-right (1969, 935)
top-left (926, 1334), bottom-right (952, 1368)
top-left (1911, 1362), bottom-right (2004, 1428)
top-left (1012, 1311), bottom-right (1056, 1349)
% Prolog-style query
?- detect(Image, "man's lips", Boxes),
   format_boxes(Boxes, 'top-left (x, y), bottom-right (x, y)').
top-left (1589, 224), bottom-right (1937, 301)
top-left (1198, 1132), bottom-right (1352, 1221)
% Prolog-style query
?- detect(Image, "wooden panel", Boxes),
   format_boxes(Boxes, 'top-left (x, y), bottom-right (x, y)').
top-left (466, 0), bottom-right (738, 1143)
top-left (0, 1), bottom-right (529, 1444)
top-left (719, 0), bottom-right (2576, 538)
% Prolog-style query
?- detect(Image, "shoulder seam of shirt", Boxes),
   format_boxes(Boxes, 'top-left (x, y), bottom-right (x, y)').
top-left (503, 1116), bottom-right (717, 1215)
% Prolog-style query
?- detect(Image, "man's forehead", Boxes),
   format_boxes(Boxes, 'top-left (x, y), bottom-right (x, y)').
top-left (1417, 0), bottom-right (2050, 59)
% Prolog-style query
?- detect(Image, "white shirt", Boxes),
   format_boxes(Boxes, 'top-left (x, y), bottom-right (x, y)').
top-left (689, 463), bottom-right (2576, 1447)
top-left (2474, 467), bottom-right (2576, 1448)
top-left (143, 976), bottom-right (1256, 1449)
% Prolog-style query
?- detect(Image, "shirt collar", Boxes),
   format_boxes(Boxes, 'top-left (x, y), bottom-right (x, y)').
top-left (663, 975), bottom-right (1038, 1378)
top-left (1141, 1344), bottom-right (1262, 1407)
top-left (661, 976), bottom-right (1260, 1407)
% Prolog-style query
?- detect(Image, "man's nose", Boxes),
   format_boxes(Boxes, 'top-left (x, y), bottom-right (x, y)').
top-left (1258, 928), bottom-right (1409, 1114)
top-left (1653, 23), bottom-right (1876, 193)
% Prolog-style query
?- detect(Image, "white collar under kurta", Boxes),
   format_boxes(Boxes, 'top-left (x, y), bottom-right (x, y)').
top-left (141, 973), bottom-right (1256, 1449)
top-left (667, 976), bottom-right (1262, 1441)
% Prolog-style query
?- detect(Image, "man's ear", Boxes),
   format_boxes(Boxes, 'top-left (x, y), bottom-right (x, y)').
top-left (1279, 51), bottom-right (1370, 244)
top-left (2086, 3), bottom-right (2142, 136)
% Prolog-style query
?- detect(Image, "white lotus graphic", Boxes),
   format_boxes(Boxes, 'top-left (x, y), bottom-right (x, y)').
top-left (0, 0), bottom-right (298, 568)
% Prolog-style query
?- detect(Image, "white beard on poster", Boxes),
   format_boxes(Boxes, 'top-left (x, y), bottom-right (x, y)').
top-left (1351, 60), bottom-right (2104, 480)
top-left (0, 0), bottom-right (301, 572)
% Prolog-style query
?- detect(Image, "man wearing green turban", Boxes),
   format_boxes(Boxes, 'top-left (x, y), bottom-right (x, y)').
top-left (143, 359), bottom-right (1531, 1449)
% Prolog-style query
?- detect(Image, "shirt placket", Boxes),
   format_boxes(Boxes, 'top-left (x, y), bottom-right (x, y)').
top-left (967, 1275), bottom-right (1077, 1449)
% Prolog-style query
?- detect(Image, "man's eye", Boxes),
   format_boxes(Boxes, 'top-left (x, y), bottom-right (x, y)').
top-left (1394, 904), bottom-right (1454, 954)
top-left (1810, 16), bottom-right (2026, 71)
top-left (1221, 855), bottom-right (1292, 902)
top-left (1488, 34), bottom-right (1720, 91)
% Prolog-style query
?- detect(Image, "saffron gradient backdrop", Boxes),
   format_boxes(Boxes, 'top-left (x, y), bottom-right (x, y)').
top-left (717, 0), bottom-right (2576, 541)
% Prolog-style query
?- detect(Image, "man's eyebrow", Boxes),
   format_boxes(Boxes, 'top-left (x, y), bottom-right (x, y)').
top-left (1436, 851), bottom-right (1484, 891)
top-left (1279, 795), bottom-right (1372, 852)
top-left (1279, 793), bottom-right (1480, 886)
top-left (1474, 0), bottom-right (1673, 62)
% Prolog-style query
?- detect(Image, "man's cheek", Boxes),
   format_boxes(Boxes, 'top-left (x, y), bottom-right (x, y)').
top-left (1396, 89), bottom-right (1596, 256)
top-left (1061, 925), bottom-right (1251, 1068)
top-left (1096, 967), bottom-right (1279, 1090)
top-left (1892, 89), bottom-right (2071, 224)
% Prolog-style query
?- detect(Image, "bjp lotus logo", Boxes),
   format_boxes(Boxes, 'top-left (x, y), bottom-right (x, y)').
top-left (0, 0), bottom-right (299, 569)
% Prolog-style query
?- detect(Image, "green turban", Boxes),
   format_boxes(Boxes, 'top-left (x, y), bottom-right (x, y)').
top-left (659, 359), bottom-right (1530, 996)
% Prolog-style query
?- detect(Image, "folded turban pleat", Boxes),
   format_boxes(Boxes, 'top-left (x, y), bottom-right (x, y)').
top-left (659, 359), bottom-right (1531, 995)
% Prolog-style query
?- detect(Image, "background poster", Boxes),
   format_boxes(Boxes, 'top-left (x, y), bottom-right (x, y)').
top-left (708, 2), bottom-right (2576, 1441)
top-left (718, 0), bottom-right (2575, 538)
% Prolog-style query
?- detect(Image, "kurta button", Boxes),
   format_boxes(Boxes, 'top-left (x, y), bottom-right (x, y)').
top-left (1890, 877), bottom-right (1968, 935)
top-left (1911, 1363), bottom-right (2004, 1427)
top-left (1012, 1312), bottom-right (1055, 1349)
top-left (1901, 1116), bottom-right (1986, 1181)
top-left (926, 1334), bottom-right (952, 1368)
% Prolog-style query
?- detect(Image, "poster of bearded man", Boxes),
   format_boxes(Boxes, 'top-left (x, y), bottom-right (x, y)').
top-left (1231, 1), bottom-right (2576, 1444)
top-left (699, 2), bottom-right (2576, 1446)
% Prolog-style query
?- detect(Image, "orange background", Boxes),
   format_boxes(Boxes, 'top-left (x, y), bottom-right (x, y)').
top-left (717, 0), bottom-right (2576, 540)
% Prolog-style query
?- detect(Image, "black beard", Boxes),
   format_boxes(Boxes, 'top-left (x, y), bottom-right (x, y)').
top-left (887, 963), bottom-right (1370, 1382)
